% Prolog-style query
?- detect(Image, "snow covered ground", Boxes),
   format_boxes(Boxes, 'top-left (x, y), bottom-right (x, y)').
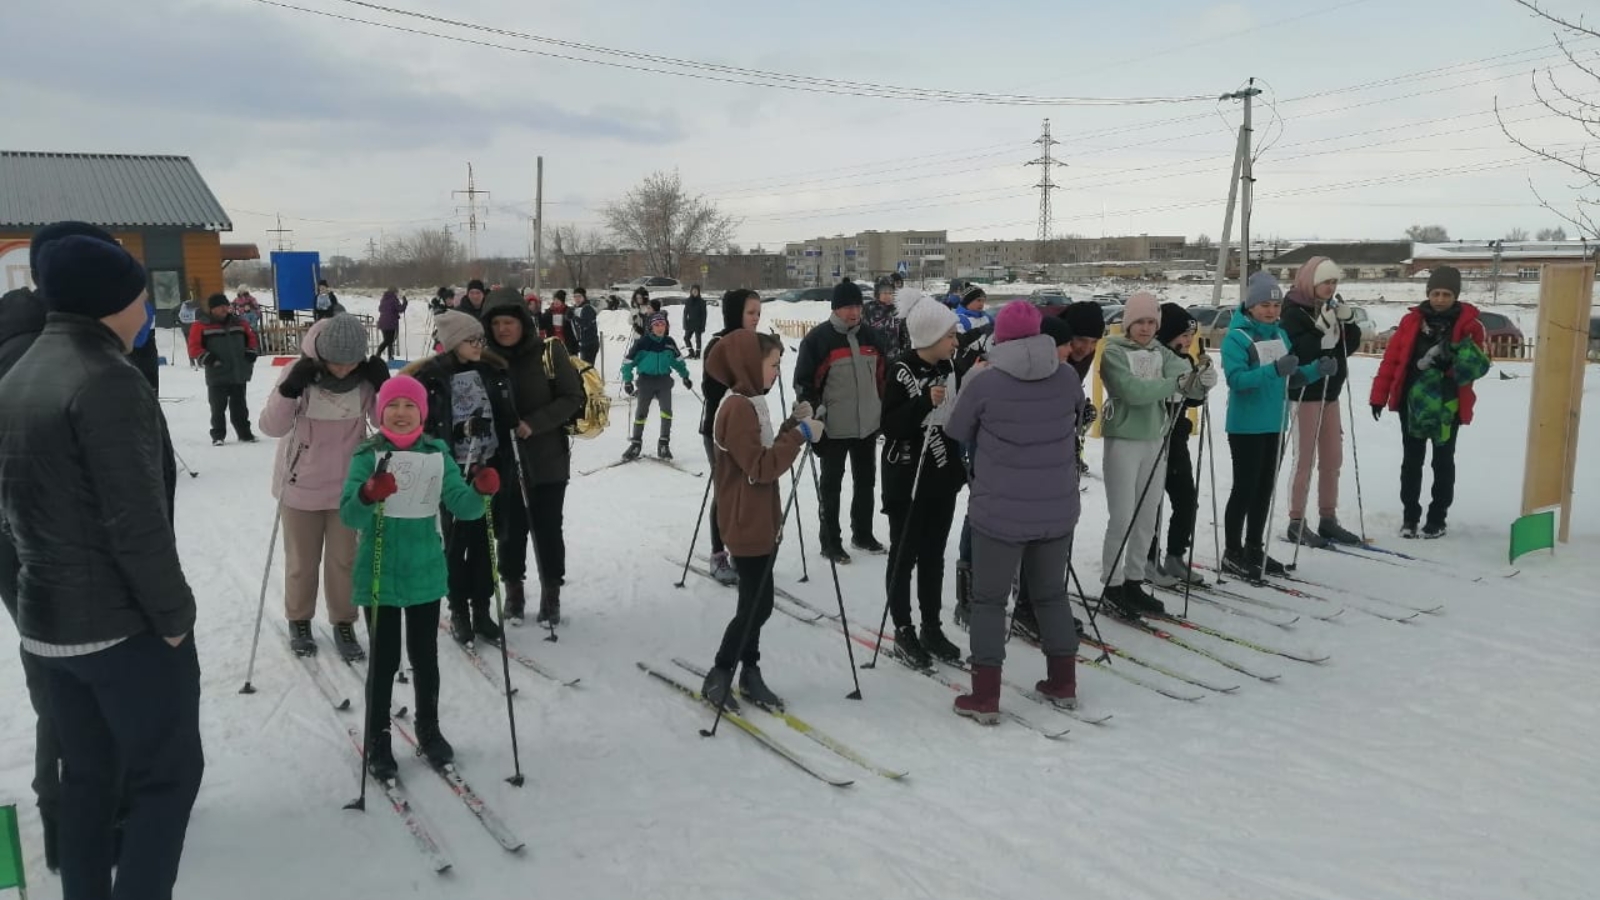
top-left (1, 294), bottom-right (1596, 900)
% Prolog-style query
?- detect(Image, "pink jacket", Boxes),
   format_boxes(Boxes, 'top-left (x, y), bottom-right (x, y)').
top-left (258, 319), bottom-right (379, 511)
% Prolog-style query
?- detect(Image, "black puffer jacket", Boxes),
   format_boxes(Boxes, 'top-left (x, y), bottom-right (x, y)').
top-left (699, 289), bottom-right (758, 437)
top-left (1280, 296), bottom-right (1361, 402)
top-left (0, 288), bottom-right (48, 619)
top-left (484, 296), bottom-right (585, 485)
top-left (0, 314), bottom-right (195, 644)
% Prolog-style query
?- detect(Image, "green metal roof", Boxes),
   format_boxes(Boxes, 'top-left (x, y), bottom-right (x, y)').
top-left (0, 151), bottom-right (232, 231)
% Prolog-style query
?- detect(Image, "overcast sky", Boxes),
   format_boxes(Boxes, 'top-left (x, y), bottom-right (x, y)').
top-left (7, 0), bottom-right (1597, 260)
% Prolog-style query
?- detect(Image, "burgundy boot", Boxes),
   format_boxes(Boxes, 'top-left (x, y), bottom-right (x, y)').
top-left (1035, 655), bottom-right (1077, 710)
top-left (953, 664), bottom-right (1002, 725)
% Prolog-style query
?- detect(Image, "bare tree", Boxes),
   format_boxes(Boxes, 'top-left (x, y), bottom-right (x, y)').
top-left (1505, 227), bottom-right (1530, 241)
top-left (551, 224), bottom-right (609, 288)
top-left (600, 171), bottom-right (739, 280)
top-left (1405, 225), bottom-right (1450, 243)
top-left (1498, 2), bottom-right (1599, 239)
top-left (1194, 233), bottom-right (1214, 250)
top-left (397, 227), bottom-right (460, 289)
top-left (1536, 226), bottom-right (1569, 240)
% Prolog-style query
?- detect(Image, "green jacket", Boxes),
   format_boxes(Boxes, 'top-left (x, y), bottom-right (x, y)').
top-left (339, 434), bottom-right (484, 607)
top-left (1099, 334), bottom-right (1205, 441)
top-left (1405, 337), bottom-right (1491, 442)
top-left (621, 334), bottom-right (691, 382)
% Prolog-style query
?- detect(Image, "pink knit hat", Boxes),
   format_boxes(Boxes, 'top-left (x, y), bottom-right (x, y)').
top-left (993, 300), bottom-right (1042, 344)
top-left (1123, 292), bottom-right (1160, 326)
top-left (377, 375), bottom-right (428, 421)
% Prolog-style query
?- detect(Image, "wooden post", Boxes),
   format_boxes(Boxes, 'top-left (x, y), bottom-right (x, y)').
top-left (1520, 263), bottom-right (1594, 543)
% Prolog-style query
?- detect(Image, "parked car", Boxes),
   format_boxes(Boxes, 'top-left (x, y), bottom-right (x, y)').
top-left (1091, 292), bottom-right (1124, 306)
top-left (1101, 305), bottom-right (1125, 326)
top-left (770, 287), bottom-right (833, 304)
top-left (610, 275), bottom-right (682, 293)
top-left (1380, 310), bottom-right (1526, 357)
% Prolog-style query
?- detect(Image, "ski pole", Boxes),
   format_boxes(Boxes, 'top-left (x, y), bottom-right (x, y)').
top-left (346, 451), bottom-right (391, 812)
top-left (173, 445), bottom-right (197, 478)
top-left (866, 426), bottom-right (932, 669)
top-left (1261, 382), bottom-right (1305, 581)
top-left (1066, 558), bottom-right (1110, 664)
top-left (806, 446), bottom-right (864, 700)
top-left (1203, 400), bottom-right (1224, 585)
top-left (241, 433), bottom-right (309, 694)
top-left (674, 475), bottom-right (715, 590)
top-left (774, 376), bottom-right (811, 583)
top-left (1183, 400), bottom-right (1209, 619)
top-left (701, 447), bottom-right (814, 737)
top-left (503, 380), bottom-right (556, 642)
top-left (1341, 332), bottom-right (1368, 542)
top-left (483, 497), bottom-right (527, 787)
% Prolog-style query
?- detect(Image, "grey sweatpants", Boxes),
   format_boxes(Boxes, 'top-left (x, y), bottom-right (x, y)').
top-left (1101, 437), bottom-right (1165, 585)
top-left (967, 530), bottom-right (1078, 668)
top-left (631, 375), bottom-right (675, 441)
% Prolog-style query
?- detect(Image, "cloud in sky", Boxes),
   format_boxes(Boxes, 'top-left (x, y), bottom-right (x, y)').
top-left (5, 0), bottom-right (1597, 258)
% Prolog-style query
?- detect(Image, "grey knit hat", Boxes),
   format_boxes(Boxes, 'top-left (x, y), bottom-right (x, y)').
top-left (1244, 271), bottom-right (1284, 310)
top-left (315, 314), bottom-right (369, 365)
top-left (433, 310), bottom-right (484, 353)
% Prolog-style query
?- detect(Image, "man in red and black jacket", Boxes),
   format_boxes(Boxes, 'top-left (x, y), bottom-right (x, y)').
top-left (1370, 266), bottom-right (1489, 538)
top-left (189, 293), bottom-right (260, 445)
top-left (793, 279), bottom-right (890, 563)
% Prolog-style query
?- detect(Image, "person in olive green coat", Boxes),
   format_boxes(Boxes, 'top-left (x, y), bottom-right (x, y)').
top-left (339, 375), bottom-right (499, 781)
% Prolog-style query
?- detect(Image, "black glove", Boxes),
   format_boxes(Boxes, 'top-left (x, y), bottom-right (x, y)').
top-left (278, 357), bottom-right (320, 399)
top-left (1082, 403), bottom-right (1098, 426)
top-left (358, 355), bottom-right (391, 390)
top-left (468, 415), bottom-right (494, 438)
top-left (1371, 404), bottom-right (1383, 422)
top-left (682, 377), bottom-right (693, 390)
top-left (624, 382), bottom-right (636, 396)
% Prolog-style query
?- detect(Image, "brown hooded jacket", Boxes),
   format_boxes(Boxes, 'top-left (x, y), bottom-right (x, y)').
top-left (705, 330), bottom-right (806, 558)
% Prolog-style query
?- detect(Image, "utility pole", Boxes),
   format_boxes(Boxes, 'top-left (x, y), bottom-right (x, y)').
top-left (533, 156), bottom-right (544, 294)
top-left (1490, 238), bottom-right (1504, 304)
top-left (1026, 119), bottom-right (1067, 249)
top-left (453, 163), bottom-right (490, 277)
top-left (1210, 80), bottom-right (1262, 307)
top-left (268, 213), bottom-right (293, 252)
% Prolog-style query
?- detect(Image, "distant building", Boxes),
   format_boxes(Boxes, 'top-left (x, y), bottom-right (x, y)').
top-left (785, 229), bottom-right (948, 285)
top-left (1270, 241), bottom-right (1413, 281)
top-left (1408, 241), bottom-right (1600, 280)
top-left (0, 150), bottom-right (237, 326)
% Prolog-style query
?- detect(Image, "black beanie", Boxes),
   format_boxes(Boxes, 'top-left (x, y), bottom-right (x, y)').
top-left (1039, 314), bottom-right (1073, 347)
top-left (961, 285), bottom-right (986, 308)
top-left (1425, 266), bottom-right (1462, 299)
top-left (30, 221), bottom-right (118, 276)
top-left (467, 278), bottom-right (486, 294)
top-left (1060, 301), bottom-right (1106, 341)
top-left (831, 280), bottom-right (864, 310)
top-left (35, 233), bottom-right (148, 319)
top-left (207, 292), bottom-right (230, 309)
top-left (1156, 302), bottom-right (1196, 346)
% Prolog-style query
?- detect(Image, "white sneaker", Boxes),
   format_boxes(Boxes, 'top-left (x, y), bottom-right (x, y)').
top-left (1146, 566), bottom-right (1180, 589)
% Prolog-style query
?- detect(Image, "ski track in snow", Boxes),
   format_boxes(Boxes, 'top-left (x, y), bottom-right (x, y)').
top-left (1, 293), bottom-right (1596, 900)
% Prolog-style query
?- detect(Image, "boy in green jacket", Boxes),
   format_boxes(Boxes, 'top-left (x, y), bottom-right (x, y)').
top-left (621, 312), bottom-right (693, 461)
top-left (340, 375), bottom-right (500, 782)
top-left (1097, 293), bottom-right (1211, 618)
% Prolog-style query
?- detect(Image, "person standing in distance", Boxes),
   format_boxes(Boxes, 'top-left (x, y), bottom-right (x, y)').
top-left (0, 229), bottom-right (203, 900)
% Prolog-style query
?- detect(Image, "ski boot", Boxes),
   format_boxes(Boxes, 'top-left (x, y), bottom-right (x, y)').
top-left (1161, 553), bottom-right (1205, 586)
top-left (1035, 655), bottom-right (1077, 710)
top-left (953, 664), bottom-right (1001, 725)
top-left (415, 720), bottom-right (455, 768)
top-left (921, 623), bottom-right (962, 664)
top-left (1246, 545), bottom-right (1288, 578)
top-left (504, 582), bottom-right (526, 623)
top-left (621, 439), bottom-right (643, 462)
top-left (1146, 560), bottom-right (1181, 589)
top-left (892, 625), bottom-right (932, 669)
top-left (1318, 517), bottom-right (1363, 546)
top-left (332, 621), bottom-right (366, 663)
top-left (738, 665), bottom-right (784, 710)
top-left (1422, 521), bottom-right (1447, 539)
top-left (701, 665), bottom-right (740, 712)
top-left (819, 538), bottom-right (852, 565)
top-left (448, 601), bottom-right (474, 644)
top-left (1401, 521), bottom-right (1420, 540)
top-left (710, 551), bottom-right (739, 586)
top-left (288, 620), bottom-right (317, 657)
top-left (536, 582), bottom-right (561, 626)
top-left (366, 728), bottom-right (399, 781)
top-left (471, 598), bottom-right (502, 645)
top-left (657, 438), bottom-right (673, 461)
top-left (1286, 519), bottom-right (1330, 549)
top-left (851, 534), bottom-right (886, 554)
top-left (1222, 548), bottom-right (1258, 580)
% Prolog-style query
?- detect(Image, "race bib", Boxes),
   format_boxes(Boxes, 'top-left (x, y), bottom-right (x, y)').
top-left (305, 385), bottom-right (366, 422)
top-left (379, 450), bottom-right (445, 520)
top-left (1253, 339), bottom-right (1287, 366)
top-left (1127, 348), bottom-right (1163, 381)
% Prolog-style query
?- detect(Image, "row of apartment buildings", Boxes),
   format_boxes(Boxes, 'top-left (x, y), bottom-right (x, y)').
top-left (780, 231), bottom-right (1191, 284)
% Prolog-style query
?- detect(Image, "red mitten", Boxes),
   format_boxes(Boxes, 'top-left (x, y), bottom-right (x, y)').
top-left (471, 467), bottom-right (501, 496)
top-left (360, 471), bottom-right (398, 505)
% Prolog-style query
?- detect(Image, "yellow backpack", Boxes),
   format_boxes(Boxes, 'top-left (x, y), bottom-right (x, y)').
top-left (543, 338), bottom-right (609, 439)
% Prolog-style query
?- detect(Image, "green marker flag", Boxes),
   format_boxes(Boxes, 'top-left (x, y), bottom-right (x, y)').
top-left (0, 803), bottom-right (25, 893)
top-left (1509, 510), bottom-right (1557, 564)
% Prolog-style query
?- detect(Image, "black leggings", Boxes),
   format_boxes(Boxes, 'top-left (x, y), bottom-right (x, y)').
top-left (714, 555), bottom-right (775, 671)
top-left (493, 479), bottom-right (568, 586)
top-left (443, 513), bottom-right (495, 609)
top-left (884, 482), bottom-right (960, 630)
top-left (1150, 426), bottom-right (1198, 560)
top-left (364, 600), bottom-right (441, 735)
top-left (375, 329), bottom-right (399, 360)
top-left (1225, 432), bottom-right (1280, 552)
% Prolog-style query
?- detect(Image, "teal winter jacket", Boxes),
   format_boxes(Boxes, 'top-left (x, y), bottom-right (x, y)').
top-left (621, 334), bottom-right (691, 382)
top-left (1220, 308), bottom-right (1325, 435)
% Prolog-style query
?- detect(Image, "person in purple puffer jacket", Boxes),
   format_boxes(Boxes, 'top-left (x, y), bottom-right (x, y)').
top-left (944, 300), bottom-right (1085, 724)
top-left (376, 287), bottom-right (407, 360)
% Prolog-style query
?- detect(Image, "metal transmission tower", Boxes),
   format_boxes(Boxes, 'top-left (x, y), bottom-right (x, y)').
top-left (267, 213), bottom-right (294, 251)
top-left (453, 162), bottom-right (490, 273)
top-left (1026, 119), bottom-right (1067, 245)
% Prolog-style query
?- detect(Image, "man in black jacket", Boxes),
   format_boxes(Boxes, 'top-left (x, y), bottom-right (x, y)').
top-left (570, 287), bottom-right (600, 364)
top-left (0, 227), bottom-right (202, 900)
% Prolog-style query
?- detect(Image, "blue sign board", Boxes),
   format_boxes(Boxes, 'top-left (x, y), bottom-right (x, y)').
top-left (271, 251), bottom-right (322, 312)
top-left (896, 261), bottom-right (909, 274)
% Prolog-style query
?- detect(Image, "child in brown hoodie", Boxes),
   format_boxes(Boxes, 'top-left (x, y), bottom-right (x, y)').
top-left (702, 330), bottom-right (825, 711)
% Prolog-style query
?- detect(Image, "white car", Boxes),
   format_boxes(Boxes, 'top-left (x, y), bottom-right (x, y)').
top-left (609, 276), bottom-right (682, 293)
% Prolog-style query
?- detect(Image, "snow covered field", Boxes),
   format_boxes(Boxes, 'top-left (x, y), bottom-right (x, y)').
top-left (1, 294), bottom-right (1596, 900)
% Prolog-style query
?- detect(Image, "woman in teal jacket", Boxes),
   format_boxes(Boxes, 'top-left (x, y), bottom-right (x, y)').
top-left (1221, 273), bottom-right (1335, 579)
top-left (340, 375), bottom-right (499, 782)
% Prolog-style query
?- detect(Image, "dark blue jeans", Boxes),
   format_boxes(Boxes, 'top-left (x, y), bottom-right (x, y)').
top-left (38, 633), bottom-right (204, 900)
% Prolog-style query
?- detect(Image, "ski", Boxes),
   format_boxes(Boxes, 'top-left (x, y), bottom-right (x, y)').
top-left (392, 724), bottom-right (526, 853)
top-left (636, 661), bottom-right (855, 789)
top-left (644, 456), bottom-right (704, 477)
top-left (770, 599), bottom-right (1070, 739)
top-left (1011, 623), bottom-right (1238, 694)
top-left (437, 623), bottom-right (519, 696)
top-left (1149, 583), bottom-right (1301, 628)
top-left (1279, 565), bottom-right (1444, 616)
top-left (1193, 578), bottom-right (1345, 621)
top-left (282, 623), bottom-right (352, 711)
top-left (1147, 611), bottom-right (1329, 664)
top-left (1196, 563), bottom-right (1421, 622)
top-left (342, 726), bottom-right (453, 873)
top-left (671, 658), bottom-right (909, 780)
top-left (1076, 652), bottom-right (1204, 702)
top-left (499, 638), bottom-right (582, 687)
top-left (577, 457), bottom-right (637, 477)
top-left (1085, 600), bottom-right (1283, 682)
top-left (924, 654), bottom-right (1111, 726)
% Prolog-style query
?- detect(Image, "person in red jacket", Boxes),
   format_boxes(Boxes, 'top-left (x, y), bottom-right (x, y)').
top-left (1369, 266), bottom-right (1491, 539)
